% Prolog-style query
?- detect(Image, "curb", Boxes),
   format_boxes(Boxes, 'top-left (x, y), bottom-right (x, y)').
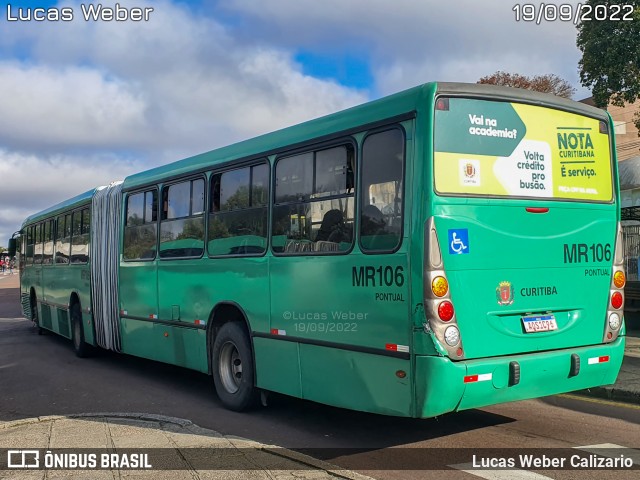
top-left (0, 413), bottom-right (374, 480)
top-left (574, 386), bottom-right (640, 405)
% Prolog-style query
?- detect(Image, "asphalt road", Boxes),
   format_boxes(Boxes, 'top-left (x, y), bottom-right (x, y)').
top-left (1, 273), bottom-right (639, 480)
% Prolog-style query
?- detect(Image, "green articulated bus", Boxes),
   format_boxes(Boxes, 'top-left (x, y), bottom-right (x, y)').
top-left (12, 82), bottom-right (626, 418)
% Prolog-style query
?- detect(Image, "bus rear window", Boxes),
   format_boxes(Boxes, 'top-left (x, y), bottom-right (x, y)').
top-left (434, 97), bottom-right (613, 202)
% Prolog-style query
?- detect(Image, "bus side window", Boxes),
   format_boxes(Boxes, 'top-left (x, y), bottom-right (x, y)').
top-left (25, 225), bottom-right (34, 265)
top-left (33, 223), bottom-right (42, 264)
top-left (70, 210), bottom-right (84, 264)
top-left (159, 179), bottom-right (204, 259)
top-left (208, 163), bottom-right (269, 256)
top-left (55, 215), bottom-right (69, 264)
top-left (70, 208), bottom-right (90, 264)
top-left (42, 219), bottom-right (53, 264)
top-left (124, 190), bottom-right (158, 261)
top-left (272, 145), bottom-right (355, 254)
top-left (359, 129), bottom-right (405, 253)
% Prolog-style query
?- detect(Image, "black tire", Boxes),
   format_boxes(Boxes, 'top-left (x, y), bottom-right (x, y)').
top-left (212, 322), bottom-right (258, 411)
top-left (30, 294), bottom-right (43, 335)
top-left (71, 303), bottom-right (90, 358)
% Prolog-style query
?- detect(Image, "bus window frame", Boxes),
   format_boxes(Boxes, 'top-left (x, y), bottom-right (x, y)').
top-left (70, 207), bottom-right (90, 265)
top-left (271, 137), bottom-right (357, 257)
top-left (358, 125), bottom-right (407, 256)
top-left (207, 160), bottom-right (271, 259)
top-left (123, 187), bottom-right (159, 262)
top-left (33, 223), bottom-right (43, 265)
top-left (25, 225), bottom-right (33, 265)
top-left (55, 213), bottom-right (69, 265)
top-left (42, 218), bottom-right (54, 265)
top-left (159, 175), bottom-right (206, 261)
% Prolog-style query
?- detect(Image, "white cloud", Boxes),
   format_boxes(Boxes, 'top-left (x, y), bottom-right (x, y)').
top-left (0, 150), bottom-right (138, 202)
top-left (0, 0), bottom-right (367, 242)
top-left (1, 0), bottom-right (367, 151)
top-left (0, 149), bottom-right (141, 241)
top-left (222, 0), bottom-right (585, 96)
top-left (0, 64), bottom-right (148, 151)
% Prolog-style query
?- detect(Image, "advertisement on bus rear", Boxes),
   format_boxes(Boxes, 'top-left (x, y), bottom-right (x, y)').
top-left (434, 98), bottom-right (613, 202)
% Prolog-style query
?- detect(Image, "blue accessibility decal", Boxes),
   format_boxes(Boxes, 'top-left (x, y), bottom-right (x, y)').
top-left (448, 229), bottom-right (469, 255)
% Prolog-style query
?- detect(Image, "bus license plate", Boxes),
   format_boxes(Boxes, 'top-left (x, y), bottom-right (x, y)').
top-left (522, 314), bottom-right (558, 333)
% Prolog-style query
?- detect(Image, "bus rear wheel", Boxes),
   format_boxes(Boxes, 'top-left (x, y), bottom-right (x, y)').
top-left (71, 303), bottom-right (90, 358)
top-left (212, 322), bottom-right (257, 411)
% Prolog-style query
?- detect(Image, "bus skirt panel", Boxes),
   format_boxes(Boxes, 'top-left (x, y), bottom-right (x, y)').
top-left (415, 336), bottom-right (625, 418)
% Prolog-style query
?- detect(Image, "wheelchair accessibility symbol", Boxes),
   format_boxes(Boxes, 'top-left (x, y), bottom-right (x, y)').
top-left (448, 229), bottom-right (469, 255)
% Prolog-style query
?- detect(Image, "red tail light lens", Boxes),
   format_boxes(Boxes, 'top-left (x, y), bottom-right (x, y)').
top-left (435, 98), bottom-right (449, 111)
top-left (611, 291), bottom-right (623, 310)
top-left (438, 301), bottom-right (454, 322)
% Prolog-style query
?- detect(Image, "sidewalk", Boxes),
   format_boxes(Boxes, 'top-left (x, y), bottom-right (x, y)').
top-left (0, 413), bottom-right (369, 479)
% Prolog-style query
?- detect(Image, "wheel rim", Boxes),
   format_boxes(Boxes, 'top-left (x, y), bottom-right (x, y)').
top-left (219, 341), bottom-right (242, 394)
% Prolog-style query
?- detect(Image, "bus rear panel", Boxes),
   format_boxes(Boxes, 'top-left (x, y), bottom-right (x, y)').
top-left (417, 90), bottom-right (624, 417)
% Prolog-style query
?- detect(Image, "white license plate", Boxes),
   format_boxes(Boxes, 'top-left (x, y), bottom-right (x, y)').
top-left (522, 314), bottom-right (558, 333)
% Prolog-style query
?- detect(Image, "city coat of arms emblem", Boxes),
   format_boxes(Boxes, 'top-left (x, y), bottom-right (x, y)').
top-left (496, 281), bottom-right (514, 306)
top-left (464, 162), bottom-right (476, 178)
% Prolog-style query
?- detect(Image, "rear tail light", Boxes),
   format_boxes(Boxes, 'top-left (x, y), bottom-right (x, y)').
top-left (611, 291), bottom-right (623, 309)
top-left (435, 97), bottom-right (449, 111)
top-left (603, 223), bottom-right (625, 343)
top-left (424, 217), bottom-right (464, 359)
top-left (438, 301), bottom-right (454, 321)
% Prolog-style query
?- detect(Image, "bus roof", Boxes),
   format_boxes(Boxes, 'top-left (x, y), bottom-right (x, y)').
top-left (121, 83), bottom-right (433, 191)
top-left (122, 81), bottom-right (608, 191)
top-left (22, 187), bottom-right (101, 227)
top-left (436, 82), bottom-right (607, 120)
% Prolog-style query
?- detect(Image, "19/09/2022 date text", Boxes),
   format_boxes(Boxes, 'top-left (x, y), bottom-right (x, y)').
top-left (513, 3), bottom-right (634, 25)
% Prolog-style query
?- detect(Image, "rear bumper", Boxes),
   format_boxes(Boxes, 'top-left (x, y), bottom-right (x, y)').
top-left (414, 336), bottom-right (625, 418)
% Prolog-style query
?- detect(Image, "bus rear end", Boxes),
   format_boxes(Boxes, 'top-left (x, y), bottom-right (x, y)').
top-left (415, 84), bottom-right (625, 417)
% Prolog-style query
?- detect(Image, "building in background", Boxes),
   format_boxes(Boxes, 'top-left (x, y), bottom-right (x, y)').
top-left (584, 97), bottom-right (640, 320)
top-left (609, 100), bottom-right (640, 161)
top-left (580, 97), bottom-right (640, 161)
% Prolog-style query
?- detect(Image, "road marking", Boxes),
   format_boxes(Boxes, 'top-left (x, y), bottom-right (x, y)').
top-left (575, 443), bottom-right (640, 465)
top-left (558, 393), bottom-right (640, 410)
top-left (449, 463), bottom-right (553, 480)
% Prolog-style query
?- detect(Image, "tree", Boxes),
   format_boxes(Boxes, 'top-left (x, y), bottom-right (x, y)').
top-left (477, 71), bottom-right (576, 98)
top-left (577, 0), bottom-right (640, 131)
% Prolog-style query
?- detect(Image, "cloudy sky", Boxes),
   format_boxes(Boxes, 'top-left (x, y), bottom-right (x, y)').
top-left (0, 0), bottom-right (587, 245)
